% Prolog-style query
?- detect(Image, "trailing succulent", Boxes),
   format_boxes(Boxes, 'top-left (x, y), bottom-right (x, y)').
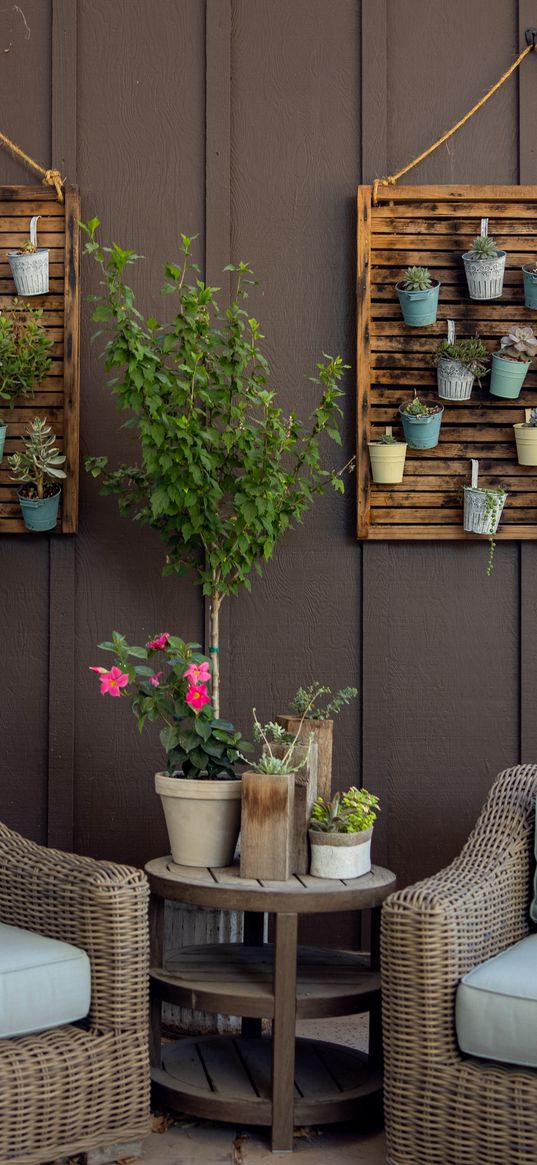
top-left (467, 234), bottom-right (499, 260)
top-left (432, 336), bottom-right (488, 377)
top-left (498, 326), bottom-right (537, 363)
top-left (309, 787), bottom-right (380, 834)
top-left (400, 266), bottom-right (434, 291)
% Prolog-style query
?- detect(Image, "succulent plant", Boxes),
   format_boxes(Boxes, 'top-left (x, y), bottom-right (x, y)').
top-left (8, 416), bottom-right (66, 499)
top-left (19, 240), bottom-right (38, 254)
top-left (402, 392), bottom-right (436, 417)
top-left (525, 407), bottom-right (537, 428)
top-left (401, 266), bottom-right (433, 291)
top-left (377, 432), bottom-right (398, 445)
top-left (499, 326), bottom-right (537, 363)
top-left (432, 336), bottom-right (488, 377)
top-left (468, 234), bottom-right (499, 260)
top-left (309, 787), bottom-right (380, 834)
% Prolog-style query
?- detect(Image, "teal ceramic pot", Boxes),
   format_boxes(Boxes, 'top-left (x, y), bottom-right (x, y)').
top-left (0, 424), bottom-right (6, 462)
top-left (395, 280), bottom-right (440, 326)
top-left (399, 402), bottom-right (444, 449)
top-left (489, 353), bottom-right (530, 399)
top-left (523, 265), bottom-right (537, 309)
top-left (18, 488), bottom-right (61, 531)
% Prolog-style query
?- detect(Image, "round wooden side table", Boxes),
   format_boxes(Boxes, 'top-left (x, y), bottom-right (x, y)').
top-left (145, 858), bottom-right (396, 1153)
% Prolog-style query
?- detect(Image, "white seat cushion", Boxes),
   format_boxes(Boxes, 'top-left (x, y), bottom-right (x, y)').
top-left (456, 934), bottom-right (537, 1068)
top-left (0, 921), bottom-right (91, 1037)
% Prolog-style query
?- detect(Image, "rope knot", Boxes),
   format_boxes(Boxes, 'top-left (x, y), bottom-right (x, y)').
top-left (43, 169), bottom-right (64, 203)
top-left (372, 176), bottom-right (396, 206)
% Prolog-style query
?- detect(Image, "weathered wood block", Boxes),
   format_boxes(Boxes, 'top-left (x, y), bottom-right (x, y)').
top-left (266, 740), bottom-right (318, 874)
top-left (240, 771), bottom-right (294, 881)
top-left (277, 716), bottom-right (333, 800)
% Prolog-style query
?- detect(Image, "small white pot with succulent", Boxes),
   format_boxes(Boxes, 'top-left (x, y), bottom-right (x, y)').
top-left (368, 426), bottom-right (407, 483)
top-left (489, 326), bottom-right (537, 399)
top-left (514, 407), bottom-right (537, 466)
top-left (463, 459), bottom-right (507, 576)
top-left (432, 336), bottom-right (488, 401)
top-left (8, 216), bottom-right (49, 296)
top-left (308, 787), bottom-right (381, 879)
top-left (395, 266), bottom-right (440, 326)
top-left (462, 232), bottom-right (506, 300)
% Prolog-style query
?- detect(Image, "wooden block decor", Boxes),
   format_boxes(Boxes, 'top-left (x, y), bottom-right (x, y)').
top-left (263, 740), bottom-right (318, 875)
top-left (240, 771), bottom-right (295, 881)
top-left (357, 184), bottom-right (537, 540)
top-left (0, 186), bottom-right (80, 533)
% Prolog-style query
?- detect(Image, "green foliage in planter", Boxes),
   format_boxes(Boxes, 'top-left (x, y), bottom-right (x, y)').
top-left (0, 301), bottom-right (53, 423)
top-left (400, 266), bottom-right (433, 291)
top-left (290, 682), bottom-right (358, 720)
top-left (467, 235), bottom-right (499, 260)
top-left (432, 336), bottom-right (488, 377)
top-left (401, 393), bottom-right (438, 417)
top-left (81, 220), bottom-right (350, 713)
top-left (377, 432), bottom-right (398, 445)
top-left (8, 416), bottom-right (66, 499)
top-left (309, 787), bottom-right (380, 834)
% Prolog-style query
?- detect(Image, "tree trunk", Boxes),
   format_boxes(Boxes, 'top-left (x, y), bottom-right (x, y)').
top-left (209, 591), bottom-right (221, 718)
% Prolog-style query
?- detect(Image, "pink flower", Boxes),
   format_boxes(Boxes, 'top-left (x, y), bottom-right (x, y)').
top-left (184, 661), bottom-right (211, 686)
top-left (185, 684), bottom-right (211, 712)
top-left (89, 666), bottom-right (107, 674)
top-left (146, 632), bottom-right (170, 651)
top-left (98, 667), bottom-right (130, 698)
top-left (149, 672), bottom-right (162, 688)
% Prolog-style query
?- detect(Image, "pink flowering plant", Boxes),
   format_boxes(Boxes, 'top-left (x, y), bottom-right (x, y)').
top-left (90, 631), bottom-right (251, 779)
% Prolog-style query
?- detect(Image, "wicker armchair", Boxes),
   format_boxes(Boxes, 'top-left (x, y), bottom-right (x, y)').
top-left (0, 822), bottom-right (151, 1165)
top-left (381, 763), bottom-right (537, 1165)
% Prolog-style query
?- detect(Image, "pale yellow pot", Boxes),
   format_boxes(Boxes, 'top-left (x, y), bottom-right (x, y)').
top-left (368, 442), bottom-right (407, 484)
top-left (514, 423), bottom-right (537, 466)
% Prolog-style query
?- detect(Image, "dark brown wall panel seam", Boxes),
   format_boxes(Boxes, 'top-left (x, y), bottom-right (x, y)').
top-left (48, 0), bottom-right (78, 849)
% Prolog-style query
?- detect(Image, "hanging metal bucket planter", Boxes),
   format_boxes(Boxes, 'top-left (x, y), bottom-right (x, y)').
top-left (8, 216), bottom-right (49, 296)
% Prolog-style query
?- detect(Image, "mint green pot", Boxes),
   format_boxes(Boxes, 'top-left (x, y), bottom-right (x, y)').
top-left (489, 353), bottom-right (530, 399)
top-left (523, 265), bottom-right (537, 309)
top-left (18, 488), bottom-right (61, 531)
top-left (395, 281), bottom-right (440, 326)
top-left (0, 424), bottom-right (6, 462)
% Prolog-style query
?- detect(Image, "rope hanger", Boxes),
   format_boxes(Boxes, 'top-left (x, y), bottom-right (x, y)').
top-left (372, 36), bottom-right (537, 205)
top-left (0, 128), bottom-right (64, 202)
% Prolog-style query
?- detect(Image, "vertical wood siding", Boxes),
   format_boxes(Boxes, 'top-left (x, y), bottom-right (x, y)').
top-left (0, 0), bottom-right (531, 894)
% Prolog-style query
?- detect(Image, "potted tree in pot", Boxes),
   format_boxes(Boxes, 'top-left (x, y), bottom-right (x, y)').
top-left (514, 407), bottom-right (537, 466)
top-left (81, 221), bottom-right (350, 718)
top-left (462, 233), bottom-right (506, 300)
top-left (0, 300), bottom-right (53, 461)
top-left (399, 392), bottom-right (444, 449)
top-left (89, 631), bottom-right (251, 868)
top-left (395, 266), bottom-right (440, 327)
top-left (489, 326), bottom-right (537, 399)
top-left (308, 787), bottom-right (380, 880)
top-left (431, 335), bottom-right (488, 401)
top-left (277, 683), bottom-right (357, 800)
top-left (368, 427), bottom-right (407, 483)
top-left (8, 216), bottom-right (49, 296)
top-left (8, 416), bottom-right (66, 531)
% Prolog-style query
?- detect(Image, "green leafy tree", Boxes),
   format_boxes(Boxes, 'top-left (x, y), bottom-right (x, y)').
top-left (82, 221), bottom-right (350, 715)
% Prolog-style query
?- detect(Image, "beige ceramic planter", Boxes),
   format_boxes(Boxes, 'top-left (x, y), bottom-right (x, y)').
top-left (155, 771), bottom-right (242, 867)
top-left (309, 828), bottom-right (372, 879)
top-left (514, 423), bottom-right (537, 466)
top-left (368, 442), bottom-right (407, 484)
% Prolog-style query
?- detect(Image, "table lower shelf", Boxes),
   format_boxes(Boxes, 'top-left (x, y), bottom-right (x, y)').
top-left (151, 1035), bottom-right (382, 1126)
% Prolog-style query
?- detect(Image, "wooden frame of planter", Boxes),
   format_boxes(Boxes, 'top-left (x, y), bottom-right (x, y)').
top-left (0, 186), bottom-right (80, 533)
top-left (356, 184), bottom-right (537, 542)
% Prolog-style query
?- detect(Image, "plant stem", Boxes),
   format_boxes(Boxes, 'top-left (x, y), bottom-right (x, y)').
top-left (209, 589), bottom-right (222, 718)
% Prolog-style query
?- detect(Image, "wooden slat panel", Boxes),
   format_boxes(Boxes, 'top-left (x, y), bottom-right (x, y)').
top-left (0, 186), bottom-right (79, 534)
top-left (357, 183), bottom-right (537, 540)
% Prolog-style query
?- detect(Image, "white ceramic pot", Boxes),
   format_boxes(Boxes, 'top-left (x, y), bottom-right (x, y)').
top-left (308, 828), bottom-right (372, 879)
top-left (462, 250), bottom-right (506, 300)
top-left (463, 487), bottom-right (507, 535)
top-left (436, 358), bottom-right (475, 401)
top-left (155, 771), bottom-right (242, 867)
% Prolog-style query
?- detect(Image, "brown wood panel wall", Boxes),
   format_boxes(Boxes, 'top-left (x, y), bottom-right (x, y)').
top-left (0, 0), bottom-right (533, 897)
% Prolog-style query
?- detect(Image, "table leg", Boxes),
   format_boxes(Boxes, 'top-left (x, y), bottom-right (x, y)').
top-left (149, 895), bottom-right (165, 1068)
top-left (369, 905), bottom-right (383, 1068)
top-left (242, 911), bottom-right (265, 1039)
top-left (271, 911), bottom-right (298, 1152)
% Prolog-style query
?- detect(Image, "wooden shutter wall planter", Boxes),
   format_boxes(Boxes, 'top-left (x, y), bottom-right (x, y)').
top-left (357, 184), bottom-right (537, 541)
top-left (0, 185), bottom-right (80, 533)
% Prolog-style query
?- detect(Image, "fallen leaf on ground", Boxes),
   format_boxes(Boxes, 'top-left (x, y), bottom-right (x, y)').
top-left (151, 1111), bottom-right (176, 1134)
top-left (232, 1132), bottom-right (248, 1163)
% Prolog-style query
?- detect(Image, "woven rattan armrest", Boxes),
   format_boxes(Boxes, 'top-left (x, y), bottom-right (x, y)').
top-left (0, 823), bottom-right (149, 1034)
top-left (381, 764), bottom-right (537, 1065)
